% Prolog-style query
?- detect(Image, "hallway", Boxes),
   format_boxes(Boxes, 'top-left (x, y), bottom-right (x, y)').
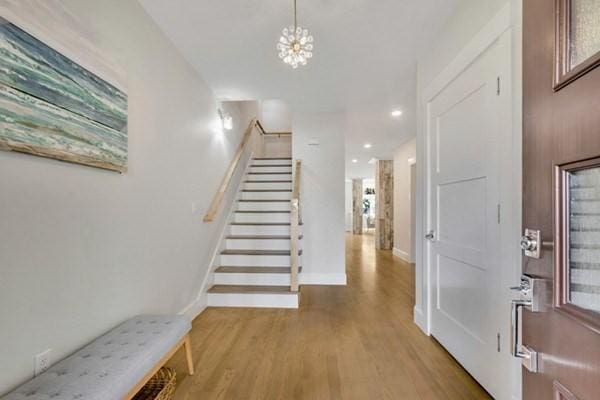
top-left (168, 234), bottom-right (490, 399)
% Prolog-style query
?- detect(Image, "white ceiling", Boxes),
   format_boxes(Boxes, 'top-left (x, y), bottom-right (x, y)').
top-left (139, 0), bottom-right (458, 179)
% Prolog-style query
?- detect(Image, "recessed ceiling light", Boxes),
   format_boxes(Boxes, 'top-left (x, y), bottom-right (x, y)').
top-left (391, 110), bottom-right (403, 117)
top-left (363, 143), bottom-right (372, 149)
top-left (352, 159), bottom-right (358, 163)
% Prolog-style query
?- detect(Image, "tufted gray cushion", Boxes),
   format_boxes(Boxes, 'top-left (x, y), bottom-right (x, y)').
top-left (2, 315), bottom-right (191, 400)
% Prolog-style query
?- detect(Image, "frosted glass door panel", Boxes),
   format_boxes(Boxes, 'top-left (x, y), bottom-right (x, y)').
top-left (570, 0), bottom-right (600, 68)
top-left (569, 167), bottom-right (600, 313)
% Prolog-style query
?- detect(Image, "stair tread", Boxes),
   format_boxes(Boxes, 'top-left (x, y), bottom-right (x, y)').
top-left (247, 172), bottom-right (292, 175)
top-left (235, 210), bottom-right (291, 214)
top-left (250, 165), bottom-right (292, 168)
top-left (238, 199), bottom-right (291, 202)
top-left (230, 222), bottom-right (303, 226)
top-left (242, 189), bottom-right (292, 192)
top-left (221, 249), bottom-right (303, 256)
top-left (245, 180), bottom-right (293, 183)
top-left (226, 235), bottom-right (303, 239)
top-left (208, 285), bottom-right (297, 294)
top-left (215, 266), bottom-right (302, 274)
top-left (253, 157), bottom-right (292, 160)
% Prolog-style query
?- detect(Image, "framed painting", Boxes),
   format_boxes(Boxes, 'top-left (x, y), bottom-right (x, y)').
top-left (0, 13), bottom-right (128, 172)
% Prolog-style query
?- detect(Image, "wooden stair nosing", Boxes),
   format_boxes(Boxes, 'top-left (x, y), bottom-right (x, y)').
top-left (247, 172), bottom-right (291, 175)
top-left (253, 157), bottom-right (292, 160)
top-left (244, 180), bottom-right (293, 183)
top-left (242, 189), bottom-right (292, 192)
top-left (238, 199), bottom-right (291, 203)
top-left (230, 222), bottom-right (303, 226)
top-left (235, 210), bottom-right (291, 214)
top-left (250, 164), bottom-right (292, 168)
top-left (221, 249), bottom-right (303, 256)
top-left (208, 285), bottom-right (298, 294)
top-left (215, 266), bottom-right (303, 274)
top-left (226, 235), bottom-right (303, 240)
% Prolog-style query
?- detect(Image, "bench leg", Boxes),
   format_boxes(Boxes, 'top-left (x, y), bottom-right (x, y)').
top-left (183, 334), bottom-right (195, 375)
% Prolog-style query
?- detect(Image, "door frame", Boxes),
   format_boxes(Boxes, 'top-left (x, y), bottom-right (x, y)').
top-left (414, 2), bottom-right (523, 398)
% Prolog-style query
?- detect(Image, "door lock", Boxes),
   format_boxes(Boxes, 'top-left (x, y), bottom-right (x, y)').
top-left (509, 274), bottom-right (551, 373)
top-left (520, 229), bottom-right (541, 259)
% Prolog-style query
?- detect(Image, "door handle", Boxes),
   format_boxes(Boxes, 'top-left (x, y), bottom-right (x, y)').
top-left (520, 228), bottom-right (541, 259)
top-left (425, 230), bottom-right (435, 241)
top-left (511, 298), bottom-right (539, 373)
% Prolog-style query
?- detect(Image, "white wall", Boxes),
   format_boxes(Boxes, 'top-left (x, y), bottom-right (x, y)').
top-left (260, 99), bottom-right (292, 133)
top-left (0, 0), bottom-right (251, 394)
top-left (293, 112), bottom-right (346, 285)
top-left (392, 139), bottom-right (416, 262)
top-left (417, 0), bottom-right (510, 91)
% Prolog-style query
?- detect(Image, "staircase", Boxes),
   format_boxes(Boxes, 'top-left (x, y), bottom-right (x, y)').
top-left (207, 157), bottom-right (302, 308)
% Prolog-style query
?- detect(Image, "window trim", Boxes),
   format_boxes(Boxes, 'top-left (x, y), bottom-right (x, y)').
top-left (555, 157), bottom-right (600, 334)
top-left (554, 0), bottom-right (600, 90)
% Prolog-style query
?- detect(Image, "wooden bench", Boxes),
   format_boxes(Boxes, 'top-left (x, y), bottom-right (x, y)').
top-left (2, 315), bottom-right (194, 400)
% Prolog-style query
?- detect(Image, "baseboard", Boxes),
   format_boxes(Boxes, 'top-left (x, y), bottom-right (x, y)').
top-left (300, 273), bottom-right (347, 285)
top-left (413, 306), bottom-right (428, 335)
top-left (179, 293), bottom-right (207, 321)
top-left (392, 247), bottom-right (411, 262)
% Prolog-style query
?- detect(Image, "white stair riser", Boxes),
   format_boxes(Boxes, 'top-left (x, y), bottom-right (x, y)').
top-left (234, 212), bottom-right (291, 223)
top-left (214, 272), bottom-right (292, 286)
top-left (226, 238), bottom-right (300, 250)
top-left (220, 254), bottom-right (301, 267)
top-left (249, 166), bottom-right (292, 174)
top-left (230, 225), bottom-right (300, 236)
top-left (241, 191), bottom-right (292, 200)
top-left (245, 174), bottom-right (292, 181)
top-left (244, 181), bottom-right (292, 190)
top-left (207, 292), bottom-right (299, 308)
top-left (237, 201), bottom-right (291, 211)
top-left (252, 159), bottom-right (292, 165)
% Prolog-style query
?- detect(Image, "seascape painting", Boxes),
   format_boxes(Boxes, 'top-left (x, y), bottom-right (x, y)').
top-left (0, 16), bottom-right (128, 172)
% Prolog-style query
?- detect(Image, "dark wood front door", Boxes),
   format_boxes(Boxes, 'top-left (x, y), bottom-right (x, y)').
top-left (523, 0), bottom-right (600, 399)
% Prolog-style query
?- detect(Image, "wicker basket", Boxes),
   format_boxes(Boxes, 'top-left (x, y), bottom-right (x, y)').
top-left (133, 367), bottom-right (176, 400)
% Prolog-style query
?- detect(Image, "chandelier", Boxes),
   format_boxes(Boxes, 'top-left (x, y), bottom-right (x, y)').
top-left (277, 0), bottom-right (314, 68)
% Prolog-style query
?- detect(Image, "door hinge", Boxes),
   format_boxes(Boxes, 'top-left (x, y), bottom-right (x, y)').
top-left (497, 204), bottom-right (501, 224)
top-left (496, 76), bottom-right (501, 95)
top-left (497, 333), bottom-right (501, 352)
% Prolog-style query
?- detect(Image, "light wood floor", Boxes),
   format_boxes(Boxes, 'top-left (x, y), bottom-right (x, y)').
top-left (167, 233), bottom-right (491, 399)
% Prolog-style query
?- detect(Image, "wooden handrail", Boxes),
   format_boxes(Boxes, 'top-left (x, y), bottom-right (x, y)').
top-left (255, 119), bottom-right (292, 136)
top-left (290, 159), bottom-right (302, 292)
top-left (255, 119), bottom-right (267, 135)
top-left (203, 118), bottom-right (258, 222)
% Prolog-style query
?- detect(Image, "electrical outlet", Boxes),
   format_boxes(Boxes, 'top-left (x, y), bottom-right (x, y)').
top-left (34, 349), bottom-right (52, 376)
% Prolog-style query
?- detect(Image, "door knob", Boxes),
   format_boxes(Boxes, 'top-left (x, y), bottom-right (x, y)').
top-left (425, 230), bottom-right (435, 241)
top-left (520, 236), bottom-right (537, 252)
top-left (520, 228), bottom-right (541, 259)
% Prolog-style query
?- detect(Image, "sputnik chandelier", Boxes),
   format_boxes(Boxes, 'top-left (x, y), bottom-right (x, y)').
top-left (277, 0), bottom-right (314, 68)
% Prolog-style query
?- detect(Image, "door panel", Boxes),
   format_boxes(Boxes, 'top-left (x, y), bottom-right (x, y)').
top-left (437, 254), bottom-right (487, 342)
top-left (522, 0), bottom-right (600, 398)
top-left (428, 31), bottom-right (510, 398)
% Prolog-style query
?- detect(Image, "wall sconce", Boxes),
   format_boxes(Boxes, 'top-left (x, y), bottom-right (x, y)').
top-left (218, 109), bottom-right (233, 131)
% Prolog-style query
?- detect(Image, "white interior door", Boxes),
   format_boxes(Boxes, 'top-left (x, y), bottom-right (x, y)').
top-left (427, 32), bottom-right (511, 398)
